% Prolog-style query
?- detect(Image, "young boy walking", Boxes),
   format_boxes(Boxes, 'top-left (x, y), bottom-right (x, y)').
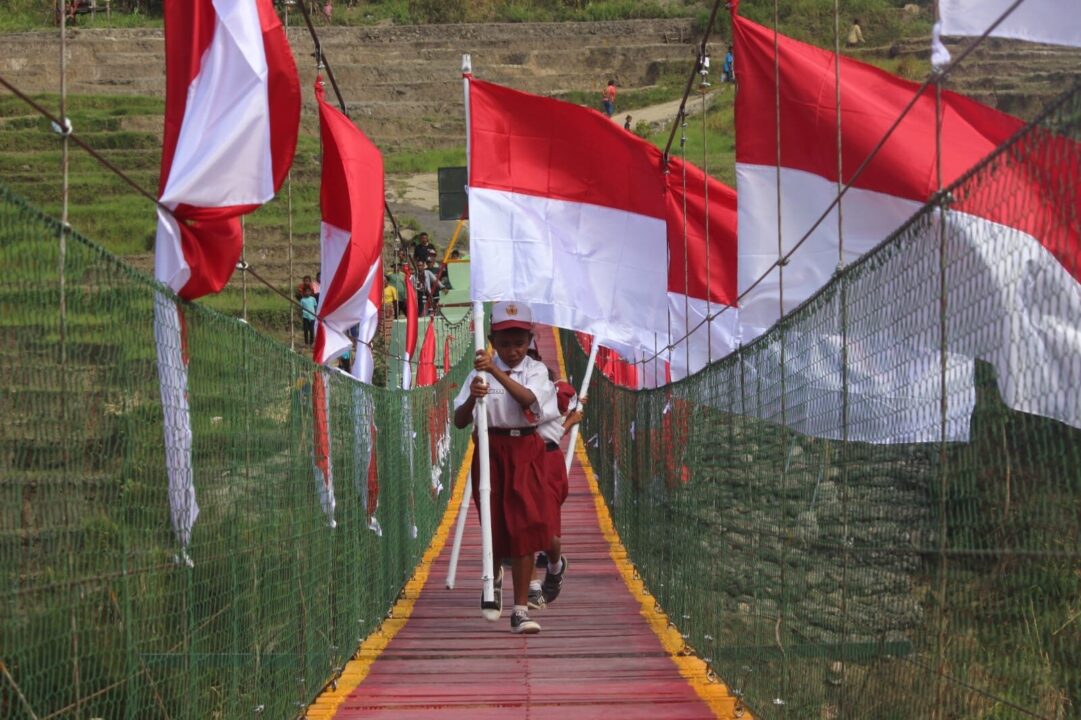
top-left (528, 351), bottom-right (581, 610)
top-left (453, 302), bottom-right (558, 634)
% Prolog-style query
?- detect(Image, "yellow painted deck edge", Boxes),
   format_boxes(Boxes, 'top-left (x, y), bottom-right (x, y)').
top-left (553, 328), bottom-right (746, 720)
top-left (305, 440), bottom-right (474, 720)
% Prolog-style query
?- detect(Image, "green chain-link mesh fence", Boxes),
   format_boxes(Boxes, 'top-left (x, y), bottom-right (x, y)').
top-left (0, 184), bottom-right (474, 719)
top-left (567, 82), bottom-right (1081, 720)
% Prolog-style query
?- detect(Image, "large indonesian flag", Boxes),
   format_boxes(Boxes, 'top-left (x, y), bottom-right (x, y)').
top-left (467, 78), bottom-right (738, 379)
top-left (153, 0), bottom-right (299, 555)
top-left (313, 78), bottom-right (385, 367)
top-left (733, 12), bottom-right (1081, 435)
top-left (154, 0), bottom-right (299, 300)
top-left (940, 0), bottom-right (1081, 48)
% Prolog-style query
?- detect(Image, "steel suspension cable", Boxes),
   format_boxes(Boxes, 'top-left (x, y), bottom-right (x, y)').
top-left (662, 0), bottom-right (723, 163)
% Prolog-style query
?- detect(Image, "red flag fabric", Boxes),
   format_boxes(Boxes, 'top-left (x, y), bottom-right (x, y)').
top-left (415, 318), bottom-right (438, 387)
top-left (401, 265), bottom-right (419, 389)
top-left (155, 0), bottom-right (299, 301)
top-left (467, 78), bottom-right (739, 379)
top-left (312, 77), bottom-right (385, 367)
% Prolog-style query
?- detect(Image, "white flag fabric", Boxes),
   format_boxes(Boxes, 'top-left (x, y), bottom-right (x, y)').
top-left (940, 0), bottom-right (1081, 48)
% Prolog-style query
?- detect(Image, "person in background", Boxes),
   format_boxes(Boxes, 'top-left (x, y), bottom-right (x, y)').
top-left (313, 271), bottom-right (321, 300)
top-left (847, 18), bottom-right (865, 46)
top-left (624, 114), bottom-right (633, 130)
top-left (601, 79), bottom-right (617, 118)
top-left (413, 232), bottom-right (437, 264)
top-left (387, 263), bottom-right (408, 317)
top-left (296, 274), bottom-right (316, 302)
top-left (299, 290), bottom-right (317, 346)
top-left (417, 260), bottom-right (441, 314)
top-left (383, 275), bottom-right (400, 318)
top-left (723, 46), bottom-right (735, 82)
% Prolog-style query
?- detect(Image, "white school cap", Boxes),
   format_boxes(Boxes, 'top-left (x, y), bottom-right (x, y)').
top-left (490, 301), bottom-right (533, 332)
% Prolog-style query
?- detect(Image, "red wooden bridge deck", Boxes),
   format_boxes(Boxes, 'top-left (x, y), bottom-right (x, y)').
top-left (307, 330), bottom-right (740, 720)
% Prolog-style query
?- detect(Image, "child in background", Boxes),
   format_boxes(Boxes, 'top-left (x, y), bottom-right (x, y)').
top-left (299, 291), bottom-right (317, 346)
top-left (453, 302), bottom-right (558, 634)
top-left (601, 79), bottom-right (617, 117)
top-left (527, 349), bottom-right (582, 610)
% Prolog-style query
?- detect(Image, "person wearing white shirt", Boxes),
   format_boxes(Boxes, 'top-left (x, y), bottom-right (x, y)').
top-left (527, 350), bottom-right (581, 610)
top-left (452, 302), bottom-right (558, 634)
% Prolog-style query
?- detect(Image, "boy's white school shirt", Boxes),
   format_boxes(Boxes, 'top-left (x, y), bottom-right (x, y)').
top-left (453, 355), bottom-right (558, 430)
top-left (538, 386), bottom-right (577, 445)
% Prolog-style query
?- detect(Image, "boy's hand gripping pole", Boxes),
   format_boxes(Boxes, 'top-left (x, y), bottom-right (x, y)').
top-left (564, 341), bottom-right (600, 473)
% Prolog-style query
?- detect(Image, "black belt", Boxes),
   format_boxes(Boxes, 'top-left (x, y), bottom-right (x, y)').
top-left (544, 441), bottom-right (559, 452)
top-left (488, 427), bottom-right (536, 437)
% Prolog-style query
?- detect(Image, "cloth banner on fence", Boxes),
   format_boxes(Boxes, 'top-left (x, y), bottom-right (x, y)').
top-left (312, 370), bottom-right (336, 527)
top-left (313, 76), bottom-right (384, 367)
top-left (153, 0), bottom-right (298, 553)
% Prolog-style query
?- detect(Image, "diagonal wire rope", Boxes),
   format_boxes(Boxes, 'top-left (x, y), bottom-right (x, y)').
top-left (0, 72), bottom-right (457, 368)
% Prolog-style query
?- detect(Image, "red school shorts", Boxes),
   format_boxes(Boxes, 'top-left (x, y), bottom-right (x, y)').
top-left (471, 432), bottom-right (555, 560)
top-left (543, 444), bottom-right (570, 536)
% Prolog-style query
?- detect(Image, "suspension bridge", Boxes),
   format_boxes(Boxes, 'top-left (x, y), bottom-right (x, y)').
top-left (2, 1), bottom-right (1080, 719)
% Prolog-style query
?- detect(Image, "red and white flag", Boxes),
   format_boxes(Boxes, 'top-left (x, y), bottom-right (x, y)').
top-left (733, 12), bottom-right (1081, 435)
top-left (310, 77), bottom-right (384, 528)
top-left (153, 0), bottom-right (299, 554)
top-left (940, 0), bottom-right (1081, 48)
top-left (155, 0), bottom-right (299, 299)
top-left (313, 78), bottom-right (385, 368)
top-left (401, 265), bottom-right (419, 389)
top-left (467, 78), bottom-right (738, 379)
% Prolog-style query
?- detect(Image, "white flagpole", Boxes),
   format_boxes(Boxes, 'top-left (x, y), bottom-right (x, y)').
top-left (444, 457), bottom-right (472, 588)
top-left (448, 55), bottom-right (495, 612)
top-left (471, 299), bottom-right (496, 611)
top-left (564, 340), bottom-right (600, 473)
